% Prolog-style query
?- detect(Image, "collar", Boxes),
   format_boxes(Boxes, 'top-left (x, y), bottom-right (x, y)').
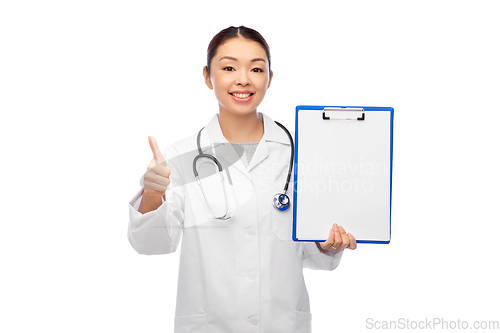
top-left (204, 111), bottom-right (292, 147)
top-left (200, 111), bottom-right (293, 174)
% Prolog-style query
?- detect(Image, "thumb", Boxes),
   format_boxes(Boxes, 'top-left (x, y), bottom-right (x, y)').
top-left (148, 136), bottom-right (166, 164)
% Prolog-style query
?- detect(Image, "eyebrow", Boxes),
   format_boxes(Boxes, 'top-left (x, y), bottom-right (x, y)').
top-left (219, 56), bottom-right (267, 63)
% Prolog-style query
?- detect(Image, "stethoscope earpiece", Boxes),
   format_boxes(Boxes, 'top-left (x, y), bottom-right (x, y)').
top-left (273, 193), bottom-right (290, 211)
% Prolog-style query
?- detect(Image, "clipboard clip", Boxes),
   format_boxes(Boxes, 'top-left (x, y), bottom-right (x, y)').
top-left (322, 107), bottom-right (365, 121)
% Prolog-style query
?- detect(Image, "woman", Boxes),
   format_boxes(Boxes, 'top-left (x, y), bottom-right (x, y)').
top-left (128, 26), bottom-right (357, 333)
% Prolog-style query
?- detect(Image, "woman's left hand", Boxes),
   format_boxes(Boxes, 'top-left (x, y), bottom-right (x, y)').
top-left (317, 223), bottom-right (357, 252)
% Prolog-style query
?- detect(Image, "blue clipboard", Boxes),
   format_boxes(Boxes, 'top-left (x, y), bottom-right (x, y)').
top-left (292, 105), bottom-right (394, 244)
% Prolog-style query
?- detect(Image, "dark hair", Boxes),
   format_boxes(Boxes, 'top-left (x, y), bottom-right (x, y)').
top-left (206, 26), bottom-right (271, 77)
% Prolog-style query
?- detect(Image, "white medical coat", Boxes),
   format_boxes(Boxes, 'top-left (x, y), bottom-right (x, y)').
top-left (128, 112), bottom-right (343, 333)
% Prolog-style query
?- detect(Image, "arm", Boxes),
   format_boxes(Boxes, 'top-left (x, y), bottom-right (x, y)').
top-left (127, 145), bottom-right (185, 255)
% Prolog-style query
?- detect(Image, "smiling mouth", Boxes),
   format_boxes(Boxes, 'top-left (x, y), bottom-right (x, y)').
top-left (229, 92), bottom-right (254, 98)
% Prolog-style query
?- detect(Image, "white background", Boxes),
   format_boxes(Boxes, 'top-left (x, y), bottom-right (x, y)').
top-left (1, 0), bottom-right (499, 332)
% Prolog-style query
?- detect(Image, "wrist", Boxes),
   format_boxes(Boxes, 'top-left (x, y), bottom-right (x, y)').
top-left (143, 188), bottom-right (165, 198)
top-left (315, 242), bottom-right (325, 253)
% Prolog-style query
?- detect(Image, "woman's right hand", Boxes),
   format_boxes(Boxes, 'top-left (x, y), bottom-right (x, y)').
top-left (143, 136), bottom-right (171, 197)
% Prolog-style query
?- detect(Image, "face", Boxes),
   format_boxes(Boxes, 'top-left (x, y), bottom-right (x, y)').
top-left (203, 37), bottom-right (273, 117)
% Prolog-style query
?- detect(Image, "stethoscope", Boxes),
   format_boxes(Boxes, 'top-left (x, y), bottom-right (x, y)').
top-left (193, 121), bottom-right (294, 220)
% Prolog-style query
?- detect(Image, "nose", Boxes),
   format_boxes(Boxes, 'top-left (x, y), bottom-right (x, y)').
top-left (236, 71), bottom-right (251, 86)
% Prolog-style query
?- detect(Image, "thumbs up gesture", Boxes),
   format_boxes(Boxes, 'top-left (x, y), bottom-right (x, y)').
top-left (142, 136), bottom-right (171, 197)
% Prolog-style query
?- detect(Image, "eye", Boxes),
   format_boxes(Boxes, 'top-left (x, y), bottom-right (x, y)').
top-left (223, 66), bottom-right (235, 71)
top-left (251, 68), bottom-right (264, 73)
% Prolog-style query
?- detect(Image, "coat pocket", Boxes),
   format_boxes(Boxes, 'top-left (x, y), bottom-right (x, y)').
top-left (174, 313), bottom-right (207, 333)
top-left (295, 310), bottom-right (312, 333)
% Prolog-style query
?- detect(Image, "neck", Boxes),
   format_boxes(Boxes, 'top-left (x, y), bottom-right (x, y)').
top-left (218, 110), bottom-right (264, 143)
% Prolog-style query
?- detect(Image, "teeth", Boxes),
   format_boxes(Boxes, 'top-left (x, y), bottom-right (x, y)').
top-left (232, 93), bottom-right (251, 98)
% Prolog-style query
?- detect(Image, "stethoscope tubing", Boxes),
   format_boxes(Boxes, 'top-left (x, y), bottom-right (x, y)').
top-left (194, 121), bottom-right (294, 219)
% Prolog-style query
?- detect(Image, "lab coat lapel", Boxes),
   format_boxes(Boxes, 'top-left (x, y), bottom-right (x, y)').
top-left (246, 114), bottom-right (269, 172)
top-left (247, 112), bottom-right (292, 172)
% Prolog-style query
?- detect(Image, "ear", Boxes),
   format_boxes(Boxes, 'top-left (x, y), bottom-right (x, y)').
top-left (203, 66), bottom-right (213, 90)
top-left (267, 70), bottom-right (273, 89)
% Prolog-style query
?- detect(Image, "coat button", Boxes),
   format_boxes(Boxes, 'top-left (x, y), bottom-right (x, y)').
top-left (249, 317), bottom-right (259, 325)
top-left (247, 271), bottom-right (257, 280)
top-left (246, 228), bottom-right (256, 236)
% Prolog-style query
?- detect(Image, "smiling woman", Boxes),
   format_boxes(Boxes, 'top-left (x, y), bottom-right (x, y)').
top-left (202, 27), bottom-right (273, 143)
top-left (128, 25), bottom-right (356, 333)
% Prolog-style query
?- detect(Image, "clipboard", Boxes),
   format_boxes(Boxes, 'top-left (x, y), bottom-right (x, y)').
top-left (292, 105), bottom-right (394, 244)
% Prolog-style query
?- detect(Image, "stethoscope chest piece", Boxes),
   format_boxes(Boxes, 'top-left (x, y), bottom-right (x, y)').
top-left (273, 193), bottom-right (290, 211)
